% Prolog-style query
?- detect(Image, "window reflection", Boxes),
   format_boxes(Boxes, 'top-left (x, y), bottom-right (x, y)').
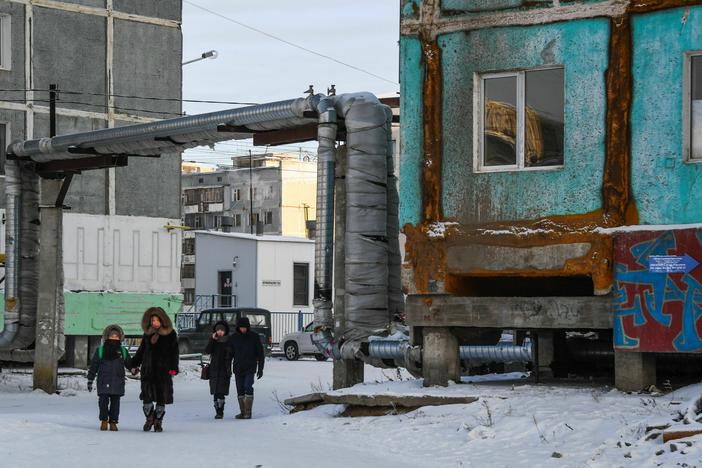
top-left (525, 69), bottom-right (564, 167)
top-left (484, 76), bottom-right (517, 166)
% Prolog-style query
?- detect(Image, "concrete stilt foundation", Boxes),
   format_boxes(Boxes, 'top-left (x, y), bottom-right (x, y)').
top-left (33, 179), bottom-right (63, 393)
top-left (615, 351), bottom-right (656, 392)
top-left (422, 327), bottom-right (460, 387)
top-left (536, 331), bottom-right (555, 380)
top-left (333, 360), bottom-right (364, 390)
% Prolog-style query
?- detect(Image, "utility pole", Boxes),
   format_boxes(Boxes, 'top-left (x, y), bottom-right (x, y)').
top-left (249, 150), bottom-right (254, 234)
top-left (34, 84), bottom-right (65, 393)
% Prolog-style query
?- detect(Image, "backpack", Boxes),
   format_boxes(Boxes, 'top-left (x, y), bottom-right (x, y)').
top-left (98, 345), bottom-right (129, 361)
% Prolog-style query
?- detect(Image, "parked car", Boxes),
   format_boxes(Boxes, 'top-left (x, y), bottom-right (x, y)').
top-left (177, 308), bottom-right (272, 355)
top-left (280, 322), bottom-right (327, 361)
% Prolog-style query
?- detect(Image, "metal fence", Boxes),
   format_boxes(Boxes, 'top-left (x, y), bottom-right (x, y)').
top-left (271, 311), bottom-right (314, 345)
top-left (176, 309), bottom-right (315, 345)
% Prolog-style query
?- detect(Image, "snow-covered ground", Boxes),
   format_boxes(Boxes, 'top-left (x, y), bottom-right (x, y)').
top-left (1, 359), bottom-right (701, 468)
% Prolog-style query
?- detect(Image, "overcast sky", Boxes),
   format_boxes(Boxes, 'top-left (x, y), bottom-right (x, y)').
top-left (181, 0), bottom-right (400, 165)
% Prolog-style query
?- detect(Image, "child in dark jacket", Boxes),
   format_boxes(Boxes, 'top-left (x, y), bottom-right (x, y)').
top-left (87, 324), bottom-right (132, 431)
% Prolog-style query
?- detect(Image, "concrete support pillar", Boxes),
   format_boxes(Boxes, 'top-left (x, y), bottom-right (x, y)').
top-left (422, 327), bottom-right (460, 387)
top-left (332, 145), bottom-right (364, 389)
top-left (536, 331), bottom-right (554, 379)
top-left (615, 351), bottom-right (656, 392)
top-left (33, 179), bottom-right (63, 394)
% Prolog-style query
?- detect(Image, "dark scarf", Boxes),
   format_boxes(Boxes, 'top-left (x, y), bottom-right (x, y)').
top-left (102, 339), bottom-right (122, 361)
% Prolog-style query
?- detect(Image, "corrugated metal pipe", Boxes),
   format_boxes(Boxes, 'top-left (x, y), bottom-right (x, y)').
top-left (8, 98), bottom-right (312, 163)
top-left (367, 341), bottom-right (534, 365)
top-left (311, 95), bottom-right (338, 357)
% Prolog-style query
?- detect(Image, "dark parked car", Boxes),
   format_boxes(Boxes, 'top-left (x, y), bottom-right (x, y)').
top-left (177, 308), bottom-right (272, 355)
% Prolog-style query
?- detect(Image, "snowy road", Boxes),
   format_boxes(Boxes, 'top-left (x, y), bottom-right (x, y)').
top-left (1, 359), bottom-right (701, 468)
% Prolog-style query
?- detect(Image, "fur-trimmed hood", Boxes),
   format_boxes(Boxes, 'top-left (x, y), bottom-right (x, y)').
top-left (102, 324), bottom-right (125, 342)
top-left (212, 320), bottom-right (230, 336)
top-left (141, 307), bottom-right (174, 335)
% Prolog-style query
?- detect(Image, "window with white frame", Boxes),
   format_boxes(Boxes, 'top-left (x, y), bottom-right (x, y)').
top-left (477, 68), bottom-right (564, 171)
top-left (686, 53), bottom-right (702, 161)
top-left (264, 210), bottom-right (273, 225)
top-left (233, 213), bottom-right (241, 227)
top-left (0, 15), bottom-right (11, 71)
top-left (233, 188), bottom-right (241, 202)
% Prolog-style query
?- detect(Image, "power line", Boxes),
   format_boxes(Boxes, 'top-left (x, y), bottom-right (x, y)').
top-left (183, 0), bottom-right (399, 86)
top-left (0, 89), bottom-right (258, 106)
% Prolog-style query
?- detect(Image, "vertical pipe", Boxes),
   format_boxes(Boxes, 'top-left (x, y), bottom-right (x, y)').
top-left (312, 97), bottom-right (338, 331)
top-left (49, 84), bottom-right (57, 138)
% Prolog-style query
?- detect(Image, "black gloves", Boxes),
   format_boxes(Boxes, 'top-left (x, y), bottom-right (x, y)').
top-left (87, 380), bottom-right (93, 392)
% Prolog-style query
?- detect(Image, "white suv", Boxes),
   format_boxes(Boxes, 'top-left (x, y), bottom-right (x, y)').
top-left (279, 322), bottom-right (328, 361)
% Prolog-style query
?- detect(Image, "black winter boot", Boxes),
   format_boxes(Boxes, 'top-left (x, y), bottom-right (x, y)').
top-left (235, 396), bottom-right (245, 419)
top-left (153, 405), bottom-right (166, 432)
top-left (214, 399), bottom-right (225, 419)
top-left (142, 403), bottom-right (155, 432)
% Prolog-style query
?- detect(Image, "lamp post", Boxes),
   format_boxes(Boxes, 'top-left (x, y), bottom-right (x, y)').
top-left (182, 50), bottom-right (218, 66)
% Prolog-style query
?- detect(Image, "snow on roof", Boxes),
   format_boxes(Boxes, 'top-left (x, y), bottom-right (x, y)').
top-left (194, 230), bottom-right (314, 243)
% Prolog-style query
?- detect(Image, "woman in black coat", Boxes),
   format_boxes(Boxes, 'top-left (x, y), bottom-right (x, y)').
top-left (205, 320), bottom-right (232, 419)
top-left (131, 307), bottom-right (179, 432)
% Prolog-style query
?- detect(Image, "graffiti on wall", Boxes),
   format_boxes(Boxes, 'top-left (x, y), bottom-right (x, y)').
top-left (614, 230), bottom-right (702, 352)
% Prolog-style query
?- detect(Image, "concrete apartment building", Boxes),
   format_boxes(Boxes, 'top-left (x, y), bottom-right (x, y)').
top-left (181, 152), bottom-right (317, 307)
top-left (0, 0), bottom-right (183, 364)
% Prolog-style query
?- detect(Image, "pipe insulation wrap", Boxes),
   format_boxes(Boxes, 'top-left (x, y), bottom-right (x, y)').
top-left (343, 96), bottom-right (392, 342)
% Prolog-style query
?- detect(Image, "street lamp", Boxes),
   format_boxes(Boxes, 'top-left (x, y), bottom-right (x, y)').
top-left (182, 50), bottom-right (218, 66)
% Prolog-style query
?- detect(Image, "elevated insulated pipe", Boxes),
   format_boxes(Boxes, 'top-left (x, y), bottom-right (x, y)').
top-left (311, 93), bottom-right (395, 360)
top-left (9, 98), bottom-right (313, 163)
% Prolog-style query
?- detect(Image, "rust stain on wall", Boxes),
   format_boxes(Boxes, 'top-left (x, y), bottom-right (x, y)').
top-left (603, 15), bottom-right (636, 226)
top-left (630, 0), bottom-right (702, 14)
top-left (419, 3), bottom-right (443, 224)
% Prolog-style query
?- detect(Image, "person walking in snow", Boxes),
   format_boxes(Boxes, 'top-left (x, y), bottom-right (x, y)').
top-left (86, 324), bottom-right (132, 431)
top-left (205, 320), bottom-right (233, 419)
top-left (227, 316), bottom-right (264, 419)
top-left (130, 307), bottom-right (179, 432)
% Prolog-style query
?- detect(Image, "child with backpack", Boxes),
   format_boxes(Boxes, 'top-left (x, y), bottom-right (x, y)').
top-left (87, 324), bottom-right (132, 431)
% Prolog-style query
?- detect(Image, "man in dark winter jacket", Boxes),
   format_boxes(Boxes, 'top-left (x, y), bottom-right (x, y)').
top-left (130, 307), bottom-right (179, 432)
top-left (87, 324), bottom-right (132, 431)
top-left (227, 316), bottom-right (264, 419)
top-left (205, 320), bottom-right (233, 419)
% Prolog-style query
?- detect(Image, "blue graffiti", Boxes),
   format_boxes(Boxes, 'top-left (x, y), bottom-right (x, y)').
top-left (614, 232), bottom-right (702, 352)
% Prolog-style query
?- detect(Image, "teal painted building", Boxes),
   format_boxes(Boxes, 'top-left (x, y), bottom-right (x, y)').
top-left (400, 1), bottom-right (702, 389)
